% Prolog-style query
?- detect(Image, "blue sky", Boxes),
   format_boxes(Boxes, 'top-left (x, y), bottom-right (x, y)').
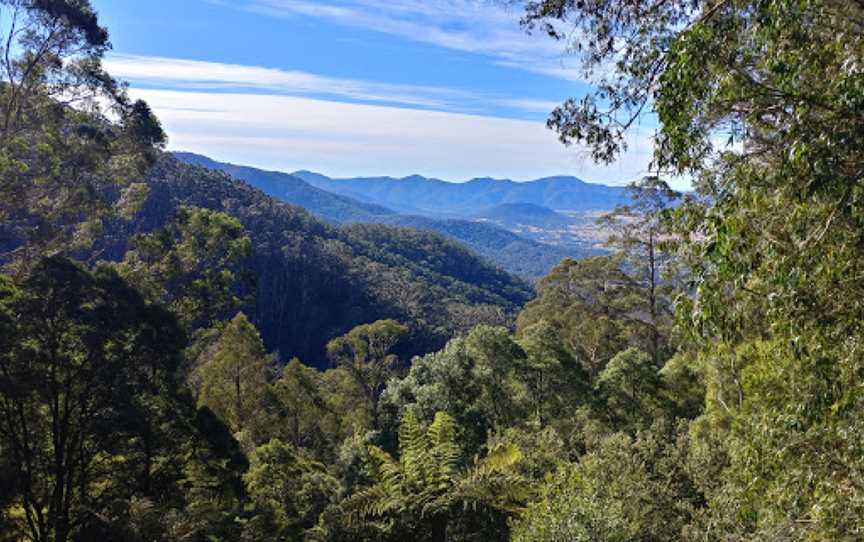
top-left (96, 0), bottom-right (658, 184)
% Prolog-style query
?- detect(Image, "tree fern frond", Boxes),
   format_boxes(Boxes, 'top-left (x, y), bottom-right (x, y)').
top-left (399, 411), bottom-right (428, 485)
top-left (427, 411), bottom-right (457, 447)
top-left (478, 442), bottom-right (523, 471)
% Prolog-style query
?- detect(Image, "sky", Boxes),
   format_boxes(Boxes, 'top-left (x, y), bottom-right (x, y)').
top-left (95, 0), bottom-right (660, 185)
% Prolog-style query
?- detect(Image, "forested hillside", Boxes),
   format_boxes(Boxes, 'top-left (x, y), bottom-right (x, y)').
top-left (378, 214), bottom-right (598, 278)
top-left (3, 0), bottom-right (864, 541)
top-left (101, 155), bottom-right (532, 365)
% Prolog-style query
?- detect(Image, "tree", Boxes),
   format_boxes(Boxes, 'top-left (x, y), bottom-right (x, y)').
top-left (382, 326), bottom-right (530, 456)
top-left (516, 320), bottom-right (591, 425)
top-left (383, 334), bottom-right (488, 455)
top-left (266, 358), bottom-right (339, 461)
top-left (0, 0), bottom-right (165, 271)
top-left (196, 312), bottom-right (272, 443)
top-left (512, 425), bottom-right (699, 542)
top-left (327, 319), bottom-right (408, 428)
top-left (517, 256), bottom-right (642, 377)
top-left (117, 206), bottom-right (253, 331)
top-left (600, 177), bottom-right (682, 365)
top-left (0, 258), bottom-right (184, 542)
top-left (243, 439), bottom-right (340, 541)
top-left (520, 0), bottom-right (864, 537)
top-left (596, 348), bottom-right (665, 431)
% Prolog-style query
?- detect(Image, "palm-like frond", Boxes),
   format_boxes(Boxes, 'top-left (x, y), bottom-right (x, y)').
top-left (344, 411), bottom-right (529, 534)
top-left (456, 442), bottom-right (531, 514)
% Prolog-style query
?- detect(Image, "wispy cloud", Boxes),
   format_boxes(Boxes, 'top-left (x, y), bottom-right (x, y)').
top-left (105, 54), bottom-right (578, 119)
top-left (105, 54), bottom-right (473, 109)
top-left (234, 0), bottom-right (586, 81)
top-left (131, 88), bottom-right (655, 184)
top-left (494, 98), bottom-right (561, 114)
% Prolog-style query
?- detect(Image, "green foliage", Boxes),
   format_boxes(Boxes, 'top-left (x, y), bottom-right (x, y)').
top-left (117, 206), bottom-right (253, 330)
top-left (512, 425), bottom-right (700, 542)
top-left (265, 358), bottom-right (339, 460)
top-left (244, 439), bottom-right (340, 541)
top-left (599, 177), bottom-right (683, 364)
top-left (517, 320), bottom-right (590, 424)
top-left (196, 312), bottom-right (272, 445)
top-left (383, 326), bottom-right (532, 455)
top-left (327, 319), bottom-right (409, 428)
top-left (341, 223), bottom-right (531, 315)
top-left (685, 339), bottom-right (864, 540)
top-left (0, 258), bottom-right (184, 541)
top-left (596, 348), bottom-right (665, 431)
top-left (339, 411), bottom-right (528, 541)
top-left (7, 1), bottom-right (864, 539)
top-left (522, 0), bottom-right (864, 538)
top-left (382, 334), bottom-right (489, 454)
top-left (658, 351), bottom-right (705, 420)
top-left (517, 256), bottom-right (644, 376)
top-left (484, 424), bottom-right (569, 484)
top-left (0, 0), bottom-right (164, 270)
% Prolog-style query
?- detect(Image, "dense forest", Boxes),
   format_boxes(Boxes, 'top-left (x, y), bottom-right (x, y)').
top-left (2, 0), bottom-right (864, 541)
top-left (107, 156), bottom-right (532, 366)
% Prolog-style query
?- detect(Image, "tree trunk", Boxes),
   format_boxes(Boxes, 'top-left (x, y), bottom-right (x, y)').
top-left (647, 232), bottom-right (660, 366)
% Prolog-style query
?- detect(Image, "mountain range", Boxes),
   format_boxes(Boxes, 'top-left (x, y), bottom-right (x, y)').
top-left (290, 170), bottom-right (629, 217)
top-left (174, 152), bottom-right (397, 223)
top-left (174, 153), bottom-right (623, 277)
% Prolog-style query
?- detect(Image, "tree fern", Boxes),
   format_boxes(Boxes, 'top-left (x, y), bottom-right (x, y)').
top-left (343, 411), bottom-right (528, 539)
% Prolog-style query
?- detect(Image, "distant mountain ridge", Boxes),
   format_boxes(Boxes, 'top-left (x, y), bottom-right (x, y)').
top-left (174, 153), bottom-right (396, 223)
top-left (291, 170), bottom-right (629, 216)
top-left (102, 155), bottom-right (532, 367)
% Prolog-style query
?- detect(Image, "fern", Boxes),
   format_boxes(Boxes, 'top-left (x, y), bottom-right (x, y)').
top-left (342, 410), bottom-right (530, 536)
top-left (399, 411), bottom-right (428, 488)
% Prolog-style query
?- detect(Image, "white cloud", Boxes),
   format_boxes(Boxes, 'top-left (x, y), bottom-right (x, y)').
top-left (105, 54), bottom-right (474, 109)
top-left (236, 0), bottom-right (587, 81)
top-left (494, 98), bottom-right (561, 114)
top-left (133, 88), bottom-right (654, 184)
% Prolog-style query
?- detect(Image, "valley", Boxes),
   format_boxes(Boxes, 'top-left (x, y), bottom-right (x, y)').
top-left (175, 152), bottom-right (626, 277)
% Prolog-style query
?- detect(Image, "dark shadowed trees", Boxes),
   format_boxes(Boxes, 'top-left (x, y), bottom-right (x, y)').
top-left (0, 258), bottom-right (184, 541)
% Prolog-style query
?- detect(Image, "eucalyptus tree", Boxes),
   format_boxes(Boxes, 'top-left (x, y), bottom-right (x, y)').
top-left (520, 0), bottom-right (864, 536)
top-left (196, 312), bottom-right (272, 443)
top-left (517, 256), bottom-right (642, 377)
top-left (0, 0), bottom-right (164, 271)
top-left (327, 319), bottom-right (409, 428)
top-left (117, 206), bottom-right (254, 331)
top-left (600, 177), bottom-right (682, 365)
